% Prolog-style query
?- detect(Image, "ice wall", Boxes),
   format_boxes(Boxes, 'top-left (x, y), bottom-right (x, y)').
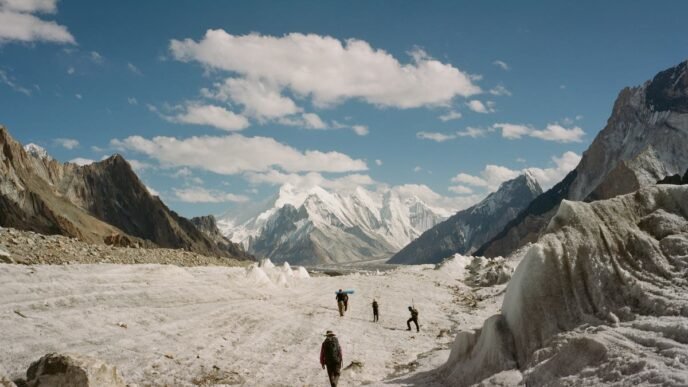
top-left (439, 185), bottom-right (688, 386)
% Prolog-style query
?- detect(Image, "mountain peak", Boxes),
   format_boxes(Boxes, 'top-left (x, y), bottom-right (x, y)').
top-left (23, 143), bottom-right (51, 160)
top-left (646, 59), bottom-right (688, 113)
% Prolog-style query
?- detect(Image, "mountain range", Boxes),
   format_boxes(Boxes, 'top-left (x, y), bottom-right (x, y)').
top-left (218, 183), bottom-right (448, 265)
top-left (388, 172), bottom-right (542, 264)
top-left (0, 127), bottom-right (252, 260)
top-left (477, 60), bottom-right (688, 257)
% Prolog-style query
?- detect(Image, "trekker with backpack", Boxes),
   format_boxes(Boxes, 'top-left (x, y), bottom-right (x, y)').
top-left (320, 330), bottom-right (343, 387)
top-left (336, 289), bottom-right (347, 316)
top-left (372, 299), bottom-right (379, 322)
top-left (407, 306), bottom-right (419, 332)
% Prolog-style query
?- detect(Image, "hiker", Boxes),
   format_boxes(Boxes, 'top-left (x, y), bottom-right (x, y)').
top-left (407, 306), bottom-right (419, 332)
top-left (343, 292), bottom-right (349, 311)
top-left (372, 299), bottom-right (379, 322)
top-left (336, 289), bottom-right (347, 316)
top-left (320, 330), bottom-right (343, 387)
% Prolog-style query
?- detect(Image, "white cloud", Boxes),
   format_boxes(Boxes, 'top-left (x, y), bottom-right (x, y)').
top-left (493, 122), bottom-right (584, 143)
top-left (466, 100), bottom-right (495, 113)
top-left (0, 0), bottom-right (75, 44)
top-left (110, 134), bottom-right (368, 175)
top-left (67, 66), bottom-right (74, 75)
top-left (493, 123), bottom-right (531, 139)
top-left (127, 62), bottom-right (142, 75)
top-left (90, 51), bottom-right (103, 63)
top-left (493, 60), bottom-right (509, 71)
top-left (174, 187), bottom-right (248, 203)
top-left (245, 170), bottom-right (375, 193)
top-left (489, 84), bottom-right (511, 96)
top-left (451, 151), bottom-right (581, 192)
top-left (170, 31), bottom-right (480, 109)
top-left (352, 125), bottom-right (369, 136)
top-left (69, 157), bottom-right (94, 166)
top-left (417, 131), bottom-right (456, 142)
top-left (168, 103), bottom-right (249, 131)
top-left (530, 124), bottom-right (585, 143)
top-left (302, 112), bottom-right (327, 129)
top-left (127, 97), bottom-right (138, 105)
top-left (438, 110), bottom-right (462, 122)
top-left (54, 138), bottom-right (79, 149)
top-left (0, 69), bottom-right (31, 95)
top-left (448, 185), bottom-right (473, 194)
top-left (456, 127), bottom-right (488, 138)
top-left (525, 151), bottom-right (581, 188)
top-left (413, 166), bottom-right (422, 172)
top-left (418, 127), bottom-right (488, 142)
top-left (171, 167), bottom-right (193, 178)
top-left (390, 184), bottom-right (481, 214)
top-left (516, 157), bottom-right (526, 163)
top-left (126, 159), bottom-right (153, 172)
top-left (202, 77), bottom-right (301, 120)
top-left (375, 159), bottom-right (382, 166)
top-left (75, 93), bottom-right (82, 99)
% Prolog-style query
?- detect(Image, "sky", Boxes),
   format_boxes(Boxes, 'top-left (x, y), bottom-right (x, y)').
top-left (1, 0), bottom-right (687, 218)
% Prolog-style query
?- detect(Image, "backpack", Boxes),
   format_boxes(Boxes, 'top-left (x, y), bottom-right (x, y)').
top-left (323, 337), bottom-right (341, 364)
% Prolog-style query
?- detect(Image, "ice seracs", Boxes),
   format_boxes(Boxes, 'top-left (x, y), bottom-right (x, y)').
top-left (436, 185), bottom-right (688, 386)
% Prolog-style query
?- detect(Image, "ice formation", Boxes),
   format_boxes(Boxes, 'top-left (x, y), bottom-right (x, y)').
top-left (438, 185), bottom-right (688, 386)
top-left (246, 258), bottom-right (309, 287)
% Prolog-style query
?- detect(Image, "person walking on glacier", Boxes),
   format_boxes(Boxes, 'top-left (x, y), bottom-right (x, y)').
top-left (407, 306), bottom-right (419, 332)
top-left (320, 330), bottom-right (343, 387)
top-left (336, 289), bottom-right (347, 316)
top-left (372, 299), bottom-right (379, 322)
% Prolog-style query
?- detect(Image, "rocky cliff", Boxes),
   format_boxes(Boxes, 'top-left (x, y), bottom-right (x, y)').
top-left (388, 173), bottom-right (542, 264)
top-left (0, 126), bottom-right (249, 259)
top-left (478, 60), bottom-right (688, 257)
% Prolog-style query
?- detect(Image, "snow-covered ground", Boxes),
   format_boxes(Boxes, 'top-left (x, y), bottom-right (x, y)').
top-left (0, 257), bottom-right (506, 386)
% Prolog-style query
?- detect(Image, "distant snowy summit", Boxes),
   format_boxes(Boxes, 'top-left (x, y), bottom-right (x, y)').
top-left (388, 172), bottom-right (542, 265)
top-left (218, 183), bottom-right (448, 265)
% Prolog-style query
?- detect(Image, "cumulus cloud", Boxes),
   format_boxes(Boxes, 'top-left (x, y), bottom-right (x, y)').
top-left (245, 170), bottom-right (375, 192)
top-left (351, 125), bottom-right (369, 136)
top-left (438, 110), bottom-right (462, 122)
top-left (166, 103), bottom-right (249, 131)
top-left (448, 185), bottom-right (473, 194)
top-left (127, 97), bottom-right (138, 105)
top-left (493, 122), bottom-right (585, 143)
top-left (466, 100), bottom-right (495, 113)
top-left (493, 60), bottom-right (509, 71)
top-left (170, 31), bottom-right (480, 109)
top-left (54, 138), bottom-right (79, 149)
top-left (457, 127), bottom-right (489, 138)
top-left (201, 77), bottom-right (301, 120)
top-left (69, 157), bottom-right (94, 166)
top-left (529, 124), bottom-right (585, 143)
top-left (0, 0), bottom-right (75, 44)
top-left (489, 84), bottom-right (511, 96)
top-left (375, 159), bottom-right (382, 166)
top-left (110, 134), bottom-right (368, 175)
top-left (451, 151), bottom-right (581, 192)
top-left (173, 187), bottom-right (248, 203)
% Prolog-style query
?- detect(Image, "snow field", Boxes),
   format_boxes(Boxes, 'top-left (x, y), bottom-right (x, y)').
top-left (0, 257), bottom-right (502, 386)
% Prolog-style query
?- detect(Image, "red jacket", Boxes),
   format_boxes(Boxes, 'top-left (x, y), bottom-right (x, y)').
top-left (320, 338), bottom-right (343, 366)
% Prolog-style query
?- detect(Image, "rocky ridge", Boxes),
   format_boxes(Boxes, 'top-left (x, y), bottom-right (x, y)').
top-left (0, 227), bottom-right (247, 267)
top-left (0, 126), bottom-right (250, 260)
top-left (388, 173), bottom-right (541, 264)
top-left (478, 60), bottom-right (688, 257)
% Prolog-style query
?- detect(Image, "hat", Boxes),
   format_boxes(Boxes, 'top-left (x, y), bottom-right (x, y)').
top-left (325, 330), bottom-right (336, 336)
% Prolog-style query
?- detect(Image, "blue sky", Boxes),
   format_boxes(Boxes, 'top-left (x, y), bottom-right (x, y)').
top-left (1, 0), bottom-right (687, 217)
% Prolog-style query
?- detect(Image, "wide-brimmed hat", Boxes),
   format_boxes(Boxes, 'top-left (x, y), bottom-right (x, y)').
top-left (325, 330), bottom-right (336, 336)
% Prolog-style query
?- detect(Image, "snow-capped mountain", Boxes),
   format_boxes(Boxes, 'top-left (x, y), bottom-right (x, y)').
top-left (217, 183), bottom-right (448, 264)
top-left (478, 59), bottom-right (688, 257)
top-left (388, 173), bottom-right (542, 265)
